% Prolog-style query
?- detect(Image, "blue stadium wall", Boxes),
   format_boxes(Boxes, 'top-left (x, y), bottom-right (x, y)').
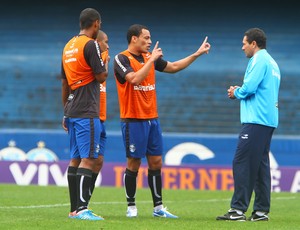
top-left (1, 129), bottom-right (300, 192)
top-left (1, 129), bottom-right (300, 166)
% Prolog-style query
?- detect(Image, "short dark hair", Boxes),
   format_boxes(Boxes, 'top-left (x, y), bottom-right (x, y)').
top-left (244, 28), bottom-right (267, 49)
top-left (126, 24), bottom-right (149, 44)
top-left (79, 8), bottom-right (101, 30)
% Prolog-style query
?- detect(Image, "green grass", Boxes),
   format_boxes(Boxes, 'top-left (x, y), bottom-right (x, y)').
top-left (0, 184), bottom-right (299, 230)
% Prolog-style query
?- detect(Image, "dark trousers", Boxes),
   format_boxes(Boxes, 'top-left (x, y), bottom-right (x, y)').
top-left (231, 123), bottom-right (274, 213)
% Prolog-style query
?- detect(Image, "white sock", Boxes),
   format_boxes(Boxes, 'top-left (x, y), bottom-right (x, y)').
top-left (154, 204), bottom-right (163, 212)
top-left (256, 211), bottom-right (266, 216)
top-left (230, 208), bottom-right (243, 215)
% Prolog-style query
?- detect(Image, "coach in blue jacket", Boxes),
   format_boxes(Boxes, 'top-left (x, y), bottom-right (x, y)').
top-left (217, 28), bottom-right (281, 222)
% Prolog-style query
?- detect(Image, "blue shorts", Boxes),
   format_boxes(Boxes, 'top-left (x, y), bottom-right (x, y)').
top-left (121, 119), bottom-right (163, 158)
top-left (66, 118), bottom-right (102, 159)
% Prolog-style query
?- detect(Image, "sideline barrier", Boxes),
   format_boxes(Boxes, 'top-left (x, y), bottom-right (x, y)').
top-left (1, 129), bottom-right (300, 166)
top-left (1, 129), bottom-right (299, 192)
top-left (0, 161), bottom-right (299, 193)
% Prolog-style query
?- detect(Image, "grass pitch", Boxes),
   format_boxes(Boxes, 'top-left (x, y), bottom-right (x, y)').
top-left (0, 184), bottom-right (299, 230)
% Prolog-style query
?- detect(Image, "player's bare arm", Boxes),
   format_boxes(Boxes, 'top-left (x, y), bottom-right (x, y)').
top-left (95, 71), bottom-right (108, 83)
top-left (61, 78), bottom-right (69, 132)
top-left (61, 78), bottom-right (70, 106)
top-left (163, 36), bottom-right (211, 73)
top-left (126, 41), bottom-right (162, 85)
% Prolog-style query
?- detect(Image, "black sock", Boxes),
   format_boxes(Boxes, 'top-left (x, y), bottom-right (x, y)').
top-left (148, 169), bottom-right (163, 207)
top-left (124, 168), bottom-right (138, 206)
top-left (76, 168), bottom-right (93, 212)
top-left (89, 173), bottom-right (98, 202)
top-left (67, 166), bottom-right (77, 212)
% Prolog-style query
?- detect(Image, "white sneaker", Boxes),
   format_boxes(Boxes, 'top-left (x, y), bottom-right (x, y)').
top-left (126, 206), bottom-right (138, 218)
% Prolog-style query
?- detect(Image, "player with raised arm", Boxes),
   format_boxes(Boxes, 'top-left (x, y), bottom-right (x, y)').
top-left (114, 24), bottom-right (210, 218)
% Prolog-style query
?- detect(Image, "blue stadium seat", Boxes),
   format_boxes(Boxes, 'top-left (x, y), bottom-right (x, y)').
top-left (0, 1), bottom-right (299, 134)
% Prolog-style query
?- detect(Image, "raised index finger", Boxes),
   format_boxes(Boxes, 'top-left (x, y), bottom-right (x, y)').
top-left (153, 41), bottom-right (159, 50)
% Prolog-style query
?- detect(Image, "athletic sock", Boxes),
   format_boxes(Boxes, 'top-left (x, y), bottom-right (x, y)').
top-left (76, 168), bottom-right (93, 212)
top-left (67, 166), bottom-right (77, 212)
top-left (232, 208), bottom-right (244, 215)
top-left (256, 211), bottom-right (267, 216)
top-left (89, 172), bottom-right (98, 201)
top-left (148, 169), bottom-right (163, 207)
top-left (124, 168), bottom-right (138, 206)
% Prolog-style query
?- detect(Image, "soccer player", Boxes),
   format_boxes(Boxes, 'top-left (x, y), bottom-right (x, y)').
top-left (88, 30), bottom-right (110, 199)
top-left (113, 24), bottom-right (210, 218)
top-left (216, 28), bottom-right (281, 221)
top-left (61, 8), bottom-right (108, 221)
